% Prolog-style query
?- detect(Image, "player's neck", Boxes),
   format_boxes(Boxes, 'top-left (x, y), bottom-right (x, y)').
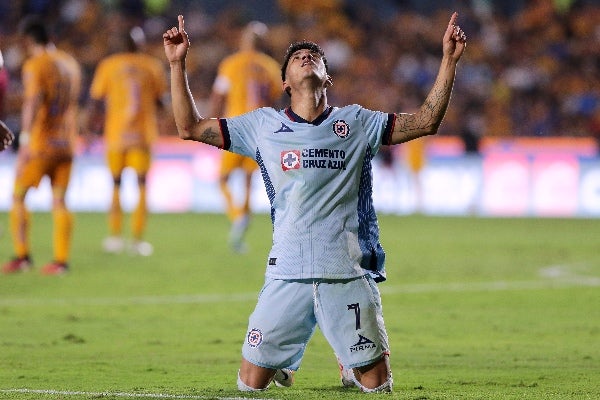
top-left (29, 43), bottom-right (50, 57)
top-left (289, 88), bottom-right (328, 122)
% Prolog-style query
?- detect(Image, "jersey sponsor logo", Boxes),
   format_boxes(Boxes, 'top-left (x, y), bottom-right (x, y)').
top-left (274, 122), bottom-right (294, 133)
top-left (302, 148), bottom-right (346, 170)
top-left (247, 328), bottom-right (263, 348)
top-left (281, 148), bottom-right (347, 171)
top-left (281, 150), bottom-right (301, 170)
top-left (269, 257), bottom-right (277, 266)
top-left (349, 334), bottom-right (376, 353)
top-left (333, 120), bottom-right (350, 138)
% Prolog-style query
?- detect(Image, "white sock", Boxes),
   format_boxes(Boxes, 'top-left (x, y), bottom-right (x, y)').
top-left (356, 375), bottom-right (393, 393)
top-left (237, 370), bottom-right (269, 392)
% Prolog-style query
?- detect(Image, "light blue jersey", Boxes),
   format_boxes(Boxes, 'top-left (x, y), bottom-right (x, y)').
top-left (220, 105), bottom-right (395, 282)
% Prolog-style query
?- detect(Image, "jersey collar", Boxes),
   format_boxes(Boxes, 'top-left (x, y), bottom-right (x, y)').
top-left (284, 106), bottom-right (333, 126)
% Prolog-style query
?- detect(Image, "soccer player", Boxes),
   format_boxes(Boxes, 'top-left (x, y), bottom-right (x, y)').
top-left (405, 137), bottom-right (427, 213)
top-left (208, 21), bottom-right (283, 253)
top-left (163, 12), bottom-right (466, 392)
top-left (2, 17), bottom-right (81, 275)
top-left (89, 26), bottom-right (168, 256)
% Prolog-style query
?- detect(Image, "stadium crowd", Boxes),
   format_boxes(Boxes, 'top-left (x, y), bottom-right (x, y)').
top-left (0, 0), bottom-right (599, 151)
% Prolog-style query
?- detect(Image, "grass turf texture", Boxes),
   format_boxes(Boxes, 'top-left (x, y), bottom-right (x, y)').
top-left (0, 213), bottom-right (599, 400)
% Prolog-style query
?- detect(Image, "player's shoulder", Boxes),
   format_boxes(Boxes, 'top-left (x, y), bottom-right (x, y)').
top-left (96, 53), bottom-right (121, 69)
top-left (334, 104), bottom-right (364, 116)
top-left (219, 51), bottom-right (243, 67)
top-left (22, 55), bottom-right (39, 71)
top-left (244, 106), bottom-right (280, 117)
top-left (55, 48), bottom-right (77, 61)
top-left (261, 106), bottom-right (283, 116)
top-left (229, 106), bottom-right (280, 123)
top-left (24, 53), bottom-right (51, 75)
top-left (343, 103), bottom-right (384, 116)
top-left (26, 51), bottom-right (48, 65)
top-left (259, 53), bottom-right (281, 75)
top-left (137, 52), bottom-right (163, 65)
top-left (255, 51), bottom-right (279, 64)
top-left (55, 49), bottom-right (80, 69)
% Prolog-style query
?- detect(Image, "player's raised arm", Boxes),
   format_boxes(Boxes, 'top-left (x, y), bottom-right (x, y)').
top-left (389, 12), bottom-right (466, 145)
top-left (163, 15), bottom-right (224, 148)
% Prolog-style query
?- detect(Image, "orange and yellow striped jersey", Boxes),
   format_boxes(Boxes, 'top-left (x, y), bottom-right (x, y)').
top-left (213, 50), bottom-right (282, 117)
top-left (405, 136), bottom-right (427, 172)
top-left (22, 48), bottom-right (81, 155)
top-left (90, 52), bottom-right (167, 150)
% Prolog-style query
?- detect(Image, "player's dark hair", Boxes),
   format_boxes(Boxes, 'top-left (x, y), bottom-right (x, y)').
top-left (18, 15), bottom-right (50, 45)
top-left (281, 40), bottom-right (329, 82)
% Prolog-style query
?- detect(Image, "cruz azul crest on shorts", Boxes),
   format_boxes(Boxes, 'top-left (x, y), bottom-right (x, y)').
top-left (332, 120), bottom-right (350, 138)
top-left (247, 328), bottom-right (263, 348)
top-left (281, 150), bottom-right (301, 171)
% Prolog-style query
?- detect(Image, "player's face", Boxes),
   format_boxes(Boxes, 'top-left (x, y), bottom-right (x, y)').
top-left (285, 49), bottom-right (328, 84)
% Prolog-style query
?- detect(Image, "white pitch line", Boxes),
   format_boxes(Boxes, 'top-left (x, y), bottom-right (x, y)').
top-left (1, 267), bottom-right (598, 307)
top-left (382, 265), bottom-right (600, 295)
top-left (0, 292), bottom-right (258, 307)
top-left (0, 388), bottom-right (275, 400)
top-left (381, 278), bottom-right (599, 295)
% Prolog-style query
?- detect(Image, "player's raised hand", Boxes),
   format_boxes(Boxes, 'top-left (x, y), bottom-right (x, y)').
top-left (163, 15), bottom-right (190, 63)
top-left (443, 12), bottom-right (467, 63)
top-left (0, 120), bottom-right (14, 151)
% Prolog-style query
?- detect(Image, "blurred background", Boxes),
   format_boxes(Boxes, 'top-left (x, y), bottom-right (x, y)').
top-left (0, 0), bottom-right (599, 217)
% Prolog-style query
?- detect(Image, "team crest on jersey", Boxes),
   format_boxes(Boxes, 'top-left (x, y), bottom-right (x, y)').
top-left (281, 150), bottom-right (301, 171)
top-left (349, 334), bottom-right (376, 353)
top-left (333, 120), bottom-right (350, 138)
top-left (247, 328), bottom-right (263, 348)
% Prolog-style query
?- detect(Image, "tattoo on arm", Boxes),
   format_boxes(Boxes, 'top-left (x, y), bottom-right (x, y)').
top-left (200, 126), bottom-right (219, 144)
top-left (394, 78), bottom-right (453, 143)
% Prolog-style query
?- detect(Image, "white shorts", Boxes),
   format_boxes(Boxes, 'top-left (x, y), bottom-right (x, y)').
top-left (241, 275), bottom-right (390, 371)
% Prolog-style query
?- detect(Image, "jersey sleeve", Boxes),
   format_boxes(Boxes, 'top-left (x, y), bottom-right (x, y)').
top-left (355, 105), bottom-right (395, 154)
top-left (219, 108), bottom-right (264, 159)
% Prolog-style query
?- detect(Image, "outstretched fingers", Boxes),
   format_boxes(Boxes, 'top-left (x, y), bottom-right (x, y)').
top-left (448, 11), bottom-right (458, 27)
top-left (178, 14), bottom-right (185, 32)
top-left (444, 12), bottom-right (456, 40)
top-left (447, 12), bottom-right (466, 43)
top-left (163, 15), bottom-right (186, 43)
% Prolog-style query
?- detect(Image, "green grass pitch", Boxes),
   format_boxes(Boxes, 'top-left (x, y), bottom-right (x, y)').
top-left (1, 213), bottom-right (599, 399)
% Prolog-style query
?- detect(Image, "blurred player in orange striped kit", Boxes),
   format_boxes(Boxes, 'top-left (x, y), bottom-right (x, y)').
top-left (89, 26), bottom-right (167, 256)
top-left (208, 21), bottom-right (282, 252)
top-left (404, 137), bottom-right (427, 213)
top-left (2, 17), bottom-right (81, 275)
